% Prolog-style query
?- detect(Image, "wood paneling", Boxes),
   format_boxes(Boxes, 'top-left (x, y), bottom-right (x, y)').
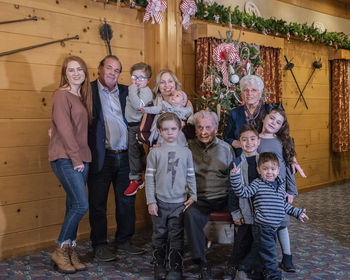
top-left (0, 0), bottom-right (150, 260)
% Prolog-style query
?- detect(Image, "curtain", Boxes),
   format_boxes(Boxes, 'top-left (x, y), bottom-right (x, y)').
top-left (260, 46), bottom-right (282, 103)
top-left (195, 37), bottom-right (219, 95)
top-left (331, 59), bottom-right (349, 152)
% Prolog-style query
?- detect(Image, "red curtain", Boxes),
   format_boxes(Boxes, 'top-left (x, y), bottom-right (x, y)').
top-left (260, 46), bottom-right (282, 103)
top-left (195, 37), bottom-right (219, 95)
top-left (331, 59), bottom-right (349, 152)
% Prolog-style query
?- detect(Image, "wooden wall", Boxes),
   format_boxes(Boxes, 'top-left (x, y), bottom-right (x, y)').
top-left (1, 0), bottom-right (350, 261)
top-left (182, 21), bottom-right (350, 191)
top-left (0, 0), bottom-right (149, 260)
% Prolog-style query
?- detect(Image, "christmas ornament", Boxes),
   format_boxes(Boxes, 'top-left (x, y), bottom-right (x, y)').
top-left (215, 77), bottom-right (221, 84)
top-left (214, 14), bottom-right (220, 23)
top-left (213, 42), bottom-right (240, 87)
top-left (231, 74), bottom-right (239, 84)
top-left (180, 0), bottom-right (197, 30)
top-left (143, 0), bottom-right (167, 24)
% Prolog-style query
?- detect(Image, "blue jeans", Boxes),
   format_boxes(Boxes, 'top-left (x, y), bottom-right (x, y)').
top-left (50, 159), bottom-right (89, 245)
top-left (88, 150), bottom-right (135, 247)
top-left (252, 223), bottom-right (281, 280)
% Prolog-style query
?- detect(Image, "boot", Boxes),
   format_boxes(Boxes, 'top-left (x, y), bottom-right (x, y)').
top-left (152, 246), bottom-right (166, 280)
top-left (279, 254), bottom-right (296, 272)
top-left (69, 245), bottom-right (87, 271)
top-left (166, 248), bottom-right (183, 280)
top-left (51, 244), bottom-right (75, 274)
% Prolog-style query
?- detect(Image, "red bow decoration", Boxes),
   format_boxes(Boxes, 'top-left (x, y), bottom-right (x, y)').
top-left (143, 0), bottom-right (167, 24)
top-left (180, 0), bottom-right (197, 30)
top-left (213, 43), bottom-right (240, 87)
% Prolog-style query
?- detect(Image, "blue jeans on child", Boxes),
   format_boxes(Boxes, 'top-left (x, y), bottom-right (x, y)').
top-left (252, 223), bottom-right (282, 280)
top-left (50, 159), bottom-right (89, 245)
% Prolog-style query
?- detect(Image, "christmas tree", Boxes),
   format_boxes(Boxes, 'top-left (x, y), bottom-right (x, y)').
top-left (197, 26), bottom-right (264, 136)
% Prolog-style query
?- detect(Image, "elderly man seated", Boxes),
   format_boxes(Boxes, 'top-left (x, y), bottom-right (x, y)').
top-left (185, 110), bottom-right (235, 280)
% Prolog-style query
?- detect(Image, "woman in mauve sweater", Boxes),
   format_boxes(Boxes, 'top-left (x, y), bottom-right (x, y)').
top-left (48, 56), bottom-right (92, 274)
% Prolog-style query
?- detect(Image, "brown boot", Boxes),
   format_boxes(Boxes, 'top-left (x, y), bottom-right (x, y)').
top-left (69, 245), bottom-right (87, 271)
top-left (51, 244), bottom-right (76, 274)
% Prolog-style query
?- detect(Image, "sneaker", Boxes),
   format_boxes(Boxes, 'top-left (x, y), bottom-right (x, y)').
top-left (279, 254), bottom-right (296, 273)
top-left (117, 241), bottom-right (145, 255)
top-left (124, 180), bottom-right (144, 196)
top-left (94, 245), bottom-right (116, 262)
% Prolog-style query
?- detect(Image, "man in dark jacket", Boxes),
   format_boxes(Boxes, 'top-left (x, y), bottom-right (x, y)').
top-left (88, 55), bottom-right (144, 261)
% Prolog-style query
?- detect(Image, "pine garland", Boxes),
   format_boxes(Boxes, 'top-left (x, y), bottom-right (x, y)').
top-left (195, 1), bottom-right (350, 50)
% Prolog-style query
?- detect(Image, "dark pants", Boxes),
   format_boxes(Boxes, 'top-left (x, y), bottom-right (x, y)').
top-left (127, 124), bottom-right (145, 181)
top-left (184, 197), bottom-right (227, 262)
top-left (228, 224), bottom-right (253, 267)
top-left (88, 150), bottom-right (136, 247)
top-left (250, 223), bottom-right (281, 280)
top-left (152, 200), bottom-right (185, 250)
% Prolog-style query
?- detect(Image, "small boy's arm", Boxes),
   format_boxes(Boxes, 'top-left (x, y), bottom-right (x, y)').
top-left (145, 151), bottom-right (157, 205)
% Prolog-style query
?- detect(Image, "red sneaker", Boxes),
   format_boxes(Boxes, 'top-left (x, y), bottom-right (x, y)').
top-left (124, 180), bottom-right (144, 196)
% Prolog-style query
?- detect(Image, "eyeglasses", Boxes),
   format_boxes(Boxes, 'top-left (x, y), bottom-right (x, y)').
top-left (131, 75), bottom-right (148, 81)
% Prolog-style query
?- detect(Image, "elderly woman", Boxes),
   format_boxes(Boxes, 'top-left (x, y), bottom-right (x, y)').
top-left (138, 69), bottom-right (193, 145)
top-left (224, 75), bottom-right (269, 157)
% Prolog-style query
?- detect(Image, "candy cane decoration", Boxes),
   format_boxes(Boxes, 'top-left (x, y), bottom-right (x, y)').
top-left (213, 43), bottom-right (240, 87)
top-left (180, 0), bottom-right (197, 30)
top-left (143, 0), bottom-right (167, 24)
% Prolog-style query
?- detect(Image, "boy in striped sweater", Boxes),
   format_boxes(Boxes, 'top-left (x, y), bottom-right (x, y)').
top-left (230, 152), bottom-right (308, 280)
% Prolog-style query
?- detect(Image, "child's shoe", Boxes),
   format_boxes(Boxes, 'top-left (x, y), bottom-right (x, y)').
top-left (124, 180), bottom-right (144, 196)
top-left (152, 247), bottom-right (166, 280)
top-left (279, 254), bottom-right (296, 272)
top-left (166, 249), bottom-right (183, 280)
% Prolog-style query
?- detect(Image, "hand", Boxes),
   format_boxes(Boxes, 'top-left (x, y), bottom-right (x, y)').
top-left (285, 193), bottom-right (294, 204)
top-left (48, 128), bottom-right (52, 138)
top-left (230, 163), bottom-right (240, 174)
top-left (148, 203), bottom-right (158, 216)
top-left (292, 157), bottom-right (306, 178)
top-left (233, 218), bottom-right (245, 226)
top-left (232, 140), bottom-right (241, 149)
top-left (139, 107), bottom-right (145, 113)
top-left (299, 209), bottom-right (309, 223)
top-left (183, 198), bottom-right (194, 212)
top-left (149, 143), bottom-right (161, 151)
top-left (74, 164), bottom-right (84, 172)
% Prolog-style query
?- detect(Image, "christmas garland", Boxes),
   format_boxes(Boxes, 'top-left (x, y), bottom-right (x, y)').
top-left (195, 1), bottom-right (350, 50)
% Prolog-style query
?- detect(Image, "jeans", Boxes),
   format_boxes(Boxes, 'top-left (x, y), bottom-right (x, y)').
top-left (252, 223), bottom-right (281, 280)
top-left (50, 159), bottom-right (89, 245)
top-left (88, 150), bottom-right (136, 247)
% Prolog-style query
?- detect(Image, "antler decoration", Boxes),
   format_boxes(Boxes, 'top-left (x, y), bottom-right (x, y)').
top-left (143, 0), bottom-right (167, 24)
top-left (180, 0), bottom-right (197, 30)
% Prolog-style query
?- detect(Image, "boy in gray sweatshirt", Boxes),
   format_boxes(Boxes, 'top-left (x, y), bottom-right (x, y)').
top-left (145, 112), bottom-right (197, 280)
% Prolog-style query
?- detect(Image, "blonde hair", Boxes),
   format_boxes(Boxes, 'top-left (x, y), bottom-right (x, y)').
top-left (153, 69), bottom-right (182, 98)
top-left (60, 56), bottom-right (92, 122)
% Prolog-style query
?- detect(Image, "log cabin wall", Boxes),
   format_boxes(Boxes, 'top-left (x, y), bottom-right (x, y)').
top-left (0, 0), bottom-right (153, 260)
